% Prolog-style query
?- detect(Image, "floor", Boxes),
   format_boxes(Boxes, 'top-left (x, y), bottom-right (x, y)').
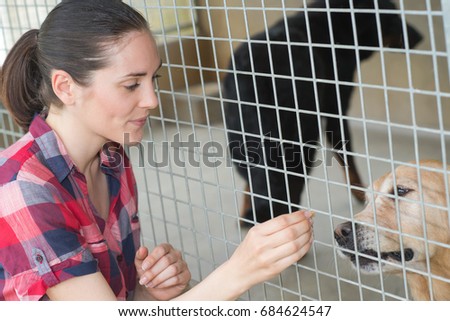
top-left (129, 104), bottom-right (449, 301)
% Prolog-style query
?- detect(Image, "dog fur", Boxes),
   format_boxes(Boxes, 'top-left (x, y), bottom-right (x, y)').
top-left (334, 160), bottom-right (450, 300)
top-left (223, 0), bottom-right (422, 224)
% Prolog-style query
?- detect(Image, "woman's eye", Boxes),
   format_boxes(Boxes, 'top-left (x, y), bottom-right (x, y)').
top-left (125, 83), bottom-right (140, 91)
top-left (152, 74), bottom-right (161, 87)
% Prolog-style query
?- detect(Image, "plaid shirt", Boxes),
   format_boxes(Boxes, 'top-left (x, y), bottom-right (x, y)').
top-left (0, 116), bottom-right (140, 300)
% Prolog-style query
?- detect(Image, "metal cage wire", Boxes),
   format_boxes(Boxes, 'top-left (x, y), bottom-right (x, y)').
top-left (0, 0), bottom-right (449, 301)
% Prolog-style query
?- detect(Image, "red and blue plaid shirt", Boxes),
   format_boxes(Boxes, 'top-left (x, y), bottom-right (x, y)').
top-left (0, 116), bottom-right (140, 300)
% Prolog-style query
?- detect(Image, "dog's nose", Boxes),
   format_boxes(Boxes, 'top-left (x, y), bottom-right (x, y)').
top-left (334, 221), bottom-right (353, 247)
top-left (335, 221), bottom-right (352, 237)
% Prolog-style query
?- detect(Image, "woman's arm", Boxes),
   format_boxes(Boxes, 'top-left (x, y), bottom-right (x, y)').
top-left (46, 271), bottom-right (117, 300)
top-left (47, 211), bottom-right (312, 301)
top-left (174, 210), bottom-right (313, 300)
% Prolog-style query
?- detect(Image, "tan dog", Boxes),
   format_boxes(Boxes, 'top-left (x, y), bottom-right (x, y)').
top-left (334, 160), bottom-right (450, 300)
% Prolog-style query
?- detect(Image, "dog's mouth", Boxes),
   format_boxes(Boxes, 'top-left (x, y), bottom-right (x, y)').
top-left (347, 248), bottom-right (414, 266)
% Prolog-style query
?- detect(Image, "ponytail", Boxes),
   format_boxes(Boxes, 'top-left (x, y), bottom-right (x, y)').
top-left (0, 29), bottom-right (43, 132)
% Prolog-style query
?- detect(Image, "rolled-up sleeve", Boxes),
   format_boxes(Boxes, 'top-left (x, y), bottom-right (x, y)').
top-left (0, 180), bottom-right (99, 300)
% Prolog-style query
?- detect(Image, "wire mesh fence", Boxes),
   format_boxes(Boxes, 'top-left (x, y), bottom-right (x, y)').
top-left (1, 0), bottom-right (449, 300)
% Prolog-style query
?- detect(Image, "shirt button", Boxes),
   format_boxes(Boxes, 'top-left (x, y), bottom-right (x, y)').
top-left (117, 254), bottom-right (123, 262)
top-left (36, 254), bottom-right (44, 264)
top-left (131, 214), bottom-right (139, 223)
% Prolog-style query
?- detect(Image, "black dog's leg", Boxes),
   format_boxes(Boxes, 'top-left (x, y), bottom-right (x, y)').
top-left (242, 138), bottom-right (288, 225)
top-left (241, 137), bottom-right (306, 225)
top-left (243, 169), bottom-right (284, 225)
top-left (325, 117), bottom-right (365, 202)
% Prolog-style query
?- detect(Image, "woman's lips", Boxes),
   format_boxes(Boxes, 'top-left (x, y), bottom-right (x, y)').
top-left (130, 116), bottom-right (148, 127)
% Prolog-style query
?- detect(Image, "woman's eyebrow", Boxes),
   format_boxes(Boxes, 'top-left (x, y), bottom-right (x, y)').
top-left (121, 61), bottom-right (162, 79)
top-left (123, 72), bottom-right (147, 78)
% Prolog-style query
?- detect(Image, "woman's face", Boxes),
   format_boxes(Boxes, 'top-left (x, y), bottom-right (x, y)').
top-left (73, 31), bottom-right (160, 145)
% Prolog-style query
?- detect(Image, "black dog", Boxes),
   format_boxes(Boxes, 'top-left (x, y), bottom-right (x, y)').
top-left (223, 0), bottom-right (422, 224)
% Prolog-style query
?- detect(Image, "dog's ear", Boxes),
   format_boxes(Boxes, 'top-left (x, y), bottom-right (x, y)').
top-left (378, 8), bottom-right (423, 49)
top-left (382, 21), bottom-right (423, 49)
top-left (406, 24), bottom-right (423, 49)
top-left (352, 0), bottom-right (423, 50)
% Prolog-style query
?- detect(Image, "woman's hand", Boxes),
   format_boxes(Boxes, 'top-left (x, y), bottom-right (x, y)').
top-left (171, 210), bottom-right (313, 300)
top-left (228, 210), bottom-right (314, 291)
top-left (134, 244), bottom-right (191, 301)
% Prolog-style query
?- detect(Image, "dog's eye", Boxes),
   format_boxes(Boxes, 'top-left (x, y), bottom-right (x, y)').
top-left (396, 185), bottom-right (411, 197)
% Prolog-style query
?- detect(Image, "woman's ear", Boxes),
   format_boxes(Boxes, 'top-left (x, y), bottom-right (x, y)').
top-left (51, 70), bottom-right (76, 105)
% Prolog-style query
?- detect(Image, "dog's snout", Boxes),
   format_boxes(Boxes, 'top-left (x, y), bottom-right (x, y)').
top-left (334, 221), bottom-right (354, 248)
top-left (335, 221), bottom-right (352, 238)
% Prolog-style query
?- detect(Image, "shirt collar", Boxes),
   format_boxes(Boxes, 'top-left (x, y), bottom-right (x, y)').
top-left (29, 115), bottom-right (75, 182)
top-left (29, 115), bottom-right (121, 182)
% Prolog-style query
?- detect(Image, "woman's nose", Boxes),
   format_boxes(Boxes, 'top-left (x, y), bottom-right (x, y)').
top-left (140, 83), bottom-right (159, 109)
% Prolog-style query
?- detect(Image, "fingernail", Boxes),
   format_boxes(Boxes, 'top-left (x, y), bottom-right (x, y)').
top-left (139, 276), bottom-right (148, 286)
top-left (304, 211), bottom-right (314, 218)
top-left (145, 282), bottom-right (153, 288)
top-left (142, 263), bottom-right (150, 271)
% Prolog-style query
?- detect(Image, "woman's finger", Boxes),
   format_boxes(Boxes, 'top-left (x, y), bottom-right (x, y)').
top-left (154, 268), bottom-right (191, 289)
top-left (262, 232), bottom-right (313, 278)
top-left (255, 211), bottom-right (313, 236)
top-left (152, 261), bottom-right (189, 288)
top-left (140, 257), bottom-right (188, 288)
top-left (135, 246), bottom-right (149, 271)
top-left (141, 243), bottom-right (173, 271)
top-left (262, 218), bottom-right (312, 250)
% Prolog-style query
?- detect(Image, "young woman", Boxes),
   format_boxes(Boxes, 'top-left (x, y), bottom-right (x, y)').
top-left (0, 0), bottom-right (313, 301)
